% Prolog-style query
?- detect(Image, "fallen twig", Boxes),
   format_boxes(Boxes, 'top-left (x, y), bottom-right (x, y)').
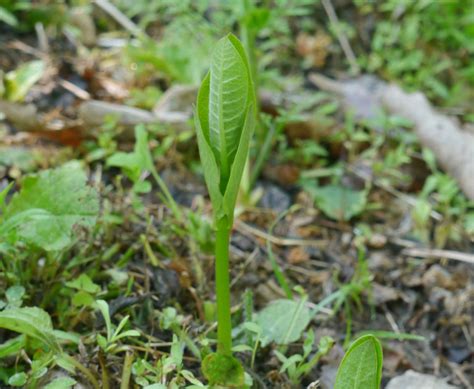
top-left (321, 0), bottom-right (360, 74)
top-left (309, 73), bottom-right (474, 200)
top-left (58, 78), bottom-right (91, 100)
top-left (234, 220), bottom-right (326, 247)
top-left (93, 0), bottom-right (144, 38)
top-left (402, 247), bottom-right (474, 265)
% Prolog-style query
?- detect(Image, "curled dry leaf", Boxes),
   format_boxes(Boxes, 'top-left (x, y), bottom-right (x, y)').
top-left (309, 73), bottom-right (474, 200)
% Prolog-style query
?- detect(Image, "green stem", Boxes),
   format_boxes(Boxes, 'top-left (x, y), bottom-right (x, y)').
top-left (120, 352), bottom-right (134, 389)
top-left (250, 120), bottom-right (276, 188)
top-left (215, 217), bottom-right (232, 356)
top-left (150, 169), bottom-right (182, 222)
top-left (60, 354), bottom-right (100, 389)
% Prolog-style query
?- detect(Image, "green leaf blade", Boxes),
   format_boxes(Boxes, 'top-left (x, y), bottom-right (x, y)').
top-left (255, 298), bottom-right (311, 347)
top-left (209, 34), bottom-right (249, 185)
top-left (334, 335), bottom-right (383, 389)
top-left (1, 162), bottom-right (99, 251)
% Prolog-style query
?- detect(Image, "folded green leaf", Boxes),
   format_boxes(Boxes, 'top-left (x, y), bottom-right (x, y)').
top-left (195, 33), bottom-right (255, 223)
top-left (209, 35), bottom-right (249, 183)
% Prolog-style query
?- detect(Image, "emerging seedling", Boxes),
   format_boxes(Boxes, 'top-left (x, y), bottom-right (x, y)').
top-left (194, 33), bottom-right (255, 386)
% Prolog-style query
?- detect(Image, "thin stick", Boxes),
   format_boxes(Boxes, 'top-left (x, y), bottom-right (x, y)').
top-left (321, 0), bottom-right (359, 74)
top-left (93, 0), bottom-right (144, 38)
top-left (98, 351), bottom-right (110, 389)
top-left (402, 248), bottom-right (474, 265)
top-left (235, 220), bottom-right (326, 247)
top-left (59, 79), bottom-right (91, 100)
top-left (35, 22), bottom-right (49, 52)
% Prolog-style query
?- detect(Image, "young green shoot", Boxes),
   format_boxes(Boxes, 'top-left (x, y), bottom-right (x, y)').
top-left (195, 33), bottom-right (255, 386)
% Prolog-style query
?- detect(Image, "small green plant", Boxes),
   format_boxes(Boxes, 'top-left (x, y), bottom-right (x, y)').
top-left (334, 334), bottom-right (383, 389)
top-left (106, 125), bottom-right (182, 219)
top-left (96, 300), bottom-right (140, 354)
top-left (194, 33), bottom-right (255, 386)
top-left (0, 306), bottom-right (100, 388)
top-left (274, 330), bottom-right (334, 386)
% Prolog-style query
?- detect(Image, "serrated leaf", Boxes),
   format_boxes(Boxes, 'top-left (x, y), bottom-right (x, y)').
top-left (0, 307), bottom-right (60, 352)
top-left (255, 299), bottom-right (311, 347)
top-left (334, 335), bottom-right (383, 389)
top-left (1, 162), bottom-right (99, 251)
top-left (208, 35), bottom-right (249, 184)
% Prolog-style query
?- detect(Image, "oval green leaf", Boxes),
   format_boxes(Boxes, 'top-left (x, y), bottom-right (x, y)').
top-left (334, 335), bottom-right (383, 389)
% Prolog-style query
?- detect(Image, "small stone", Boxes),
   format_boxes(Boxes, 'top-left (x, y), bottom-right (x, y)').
top-left (422, 265), bottom-right (454, 289)
top-left (287, 246), bottom-right (310, 264)
top-left (385, 370), bottom-right (458, 389)
top-left (258, 183), bottom-right (291, 213)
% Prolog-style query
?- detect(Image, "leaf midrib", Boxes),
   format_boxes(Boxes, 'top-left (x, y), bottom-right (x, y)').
top-left (217, 54), bottom-right (229, 183)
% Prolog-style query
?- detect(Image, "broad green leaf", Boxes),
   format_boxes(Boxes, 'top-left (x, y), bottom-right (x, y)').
top-left (255, 299), bottom-right (311, 347)
top-left (0, 307), bottom-right (60, 353)
top-left (208, 35), bottom-right (249, 184)
top-left (306, 184), bottom-right (367, 221)
top-left (8, 372), bottom-right (27, 387)
top-left (1, 162), bottom-right (99, 251)
top-left (43, 377), bottom-right (77, 389)
top-left (334, 335), bottom-right (383, 389)
top-left (5, 60), bottom-right (45, 102)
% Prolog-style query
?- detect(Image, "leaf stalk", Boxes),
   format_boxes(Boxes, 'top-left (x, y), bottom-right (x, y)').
top-left (215, 217), bottom-right (232, 356)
